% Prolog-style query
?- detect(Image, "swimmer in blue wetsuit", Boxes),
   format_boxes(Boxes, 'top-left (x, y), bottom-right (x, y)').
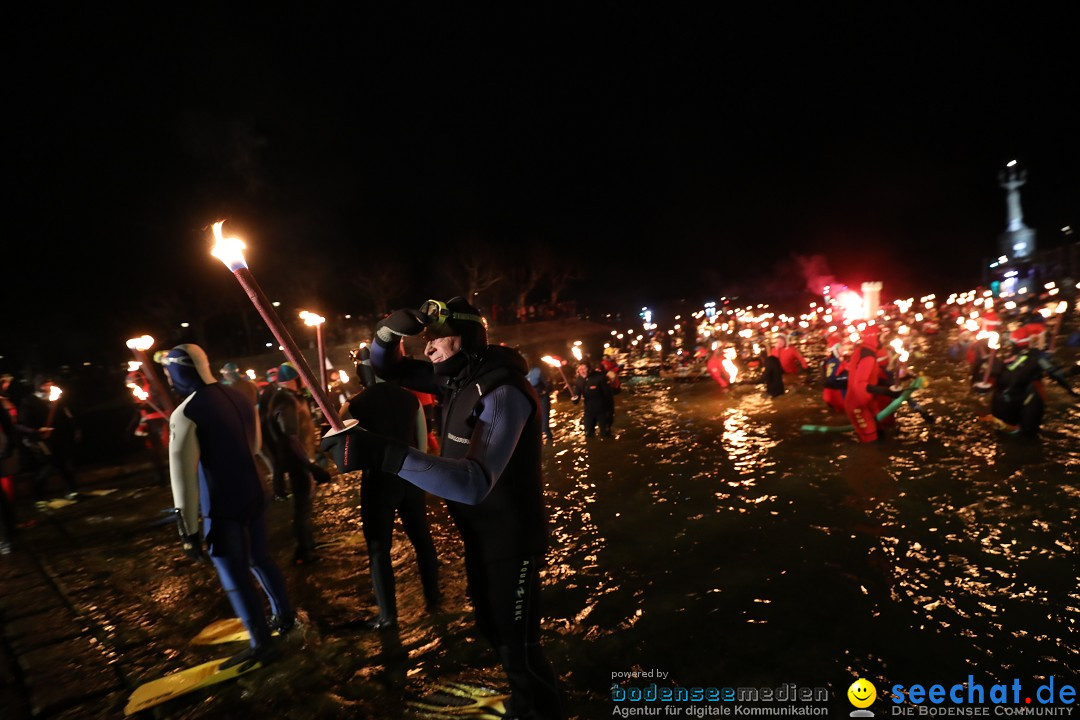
top-left (163, 344), bottom-right (294, 669)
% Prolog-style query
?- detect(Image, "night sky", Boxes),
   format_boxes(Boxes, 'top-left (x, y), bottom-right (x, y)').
top-left (7, 6), bottom-right (1078, 370)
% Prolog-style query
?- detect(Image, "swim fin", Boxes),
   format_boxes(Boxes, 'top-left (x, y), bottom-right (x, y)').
top-left (406, 681), bottom-right (509, 718)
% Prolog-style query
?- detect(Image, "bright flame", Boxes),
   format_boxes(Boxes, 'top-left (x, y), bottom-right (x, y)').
top-left (245, 369), bottom-right (257, 381)
top-left (338, 370), bottom-right (349, 384)
top-left (890, 338), bottom-right (904, 353)
top-left (210, 220), bottom-right (248, 271)
top-left (541, 355), bottom-right (562, 368)
top-left (837, 290), bottom-right (865, 320)
top-left (126, 335), bottom-right (155, 352)
top-left (127, 361), bottom-right (143, 372)
top-left (722, 347), bottom-right (738, 383)
top-left (987, 332), bottom-right (1000, 350)
top-left (571, 346), bottom-right (583, 361)
top-left (299, 310), bottom-right (325, 327)
top-left (49, 386), bottom-right (62, 402)
top-left (1055, 301), bottom-right (1067, 314)
top-left (132, 386), bottom-right (149, 402)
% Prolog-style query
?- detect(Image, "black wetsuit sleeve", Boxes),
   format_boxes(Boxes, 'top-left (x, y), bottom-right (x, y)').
top-left (1035, 354), bottom-right (1075, 392)
top-left (370, 340), bottom-right (441, 395)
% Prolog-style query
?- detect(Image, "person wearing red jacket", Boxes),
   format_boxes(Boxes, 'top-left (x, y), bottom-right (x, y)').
top-left (771, 335), bottom-right (808, 375)
top-left (843, 325), bottom-right (900, 443)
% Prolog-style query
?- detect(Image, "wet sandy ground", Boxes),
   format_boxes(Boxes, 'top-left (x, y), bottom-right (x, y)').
top-left (2, 332), bottom-right (1077, 718)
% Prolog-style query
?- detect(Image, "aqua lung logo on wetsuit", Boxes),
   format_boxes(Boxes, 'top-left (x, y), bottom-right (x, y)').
top-left (447, 432), bottom-right (471, 445)
top-left (514, 559), bottom-right (530, 621)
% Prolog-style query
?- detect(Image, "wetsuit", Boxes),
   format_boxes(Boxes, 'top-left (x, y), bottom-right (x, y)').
top-left (267, 386), bottom-right (319, 562)
top-left (991, 349), bottom-right (1077, 437)
top-left (19, 391), bottom-right (78, 498)
top-left (821, 349), bottom-right (848, 413)
top-left (843, 336), bottom-right (896, 443)
top-left (345, 382), bottom-right (441, 624)
top-left (771, 343), bottom-right (808, 375)
top-left (762, 355), bottom-right (785, 397)
top-left (574, 368), bottom-right (614, 437)
top-left (167, 349), bottom-right (292, 654)
top-left (527, 367), bottom-right (555, 441)
top-left (371, 340), bottom-right (562, 720)
top-left (257, 383), bottom-right (282, 496)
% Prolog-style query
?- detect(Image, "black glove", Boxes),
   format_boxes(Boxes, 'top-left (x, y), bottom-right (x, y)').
top-left (181, 532), bottom-right (205, 561)
top-left (320, 423), bottom-right (408, 475)
top-left (375, 309), bottom-right (427, 345)
top-left (868, 384), bottom-right (903, 399)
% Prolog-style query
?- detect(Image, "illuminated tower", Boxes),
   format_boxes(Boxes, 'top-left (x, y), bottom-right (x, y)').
top-left (998, 161), bottom-right (1036, 259)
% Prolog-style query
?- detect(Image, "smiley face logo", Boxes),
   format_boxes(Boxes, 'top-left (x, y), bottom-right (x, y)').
top-left (848, 678), bottom-right (877, 708)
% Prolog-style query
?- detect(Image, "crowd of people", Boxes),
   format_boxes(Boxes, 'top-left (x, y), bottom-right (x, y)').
top-left (0, 280), bottom-right (1074, 719)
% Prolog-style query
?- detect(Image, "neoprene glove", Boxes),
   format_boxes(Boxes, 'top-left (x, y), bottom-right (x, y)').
top-left (320, 424), bottom-right (408, 475)
top-left (181, 532), bottom-right (205, 561)
top-left (375, 309), bottom-right (427, 344)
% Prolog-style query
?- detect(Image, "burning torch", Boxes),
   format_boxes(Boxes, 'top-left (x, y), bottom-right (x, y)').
top-left (542, 355), bottom-right (574, 396)
top-left (210, 221), bottom-right (351, 433)
top-left (44, 384), bottom-right (63, 429)
top-left (128, 383), bottom-right (167, 419)
top-left (125, 335), bottom-right (176, 416)
top-left (299, 310), bottom-right (328, 393)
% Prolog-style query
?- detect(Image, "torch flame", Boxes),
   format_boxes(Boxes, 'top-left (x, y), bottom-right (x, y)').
top-left (245, 369), bottom-right (257, 381)
top-left (49, 386), bottom-right (62, 402)
top-left (338, 370), bottom-right (349, 384)
top-left (299, 311), bottom-right (326, 327)
top-left (890, 338), bottom-right (904, 353)
top-left (131, 386), bottom-right (149, 402)
top-left (126, 335), bottom-right (155, 352)
top-left (722, 347), bottom-right (739, 383)
top-left (210, 220), bottom-right (248, 271)
top-left (987, 332), bottom-right (1000, 350)
top-left (571, 346), bottom-right (583, 362)
top-left (127, 361), bottom-right (143, 372)
top-left (837, 290), bottom-right (866, 320)
top-left (541, 355), bottom-right (562, 367)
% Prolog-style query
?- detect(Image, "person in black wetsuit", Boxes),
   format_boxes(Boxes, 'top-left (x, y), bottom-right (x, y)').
top-left (761, 350), bottom-right (785, 397)
top-left (19, 376), bottom-right (80, 499)
top-left (267, 362), bottom-right (329, 565)
top-left (572, 362), bottom-right (614, 437)
top-left (163, 344), bottom-right (294, 670)
top-left (322, 297), bottom-right (563, 720)
top-left (343, 348), bottom-right (441, 629)
top-left (991, 327), bottom-right (1078, 437)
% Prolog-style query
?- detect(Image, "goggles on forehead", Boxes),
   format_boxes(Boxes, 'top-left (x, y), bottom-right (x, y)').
top-left (419, 299), bottom-right (483, 330)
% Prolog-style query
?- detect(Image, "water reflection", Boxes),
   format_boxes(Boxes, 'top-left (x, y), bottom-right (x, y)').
top-left (20, 334), bottom-right (1076, 718)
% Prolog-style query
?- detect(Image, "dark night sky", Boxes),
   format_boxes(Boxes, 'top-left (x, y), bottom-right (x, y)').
top-left (6, 5), bottom-right (1078, 370)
